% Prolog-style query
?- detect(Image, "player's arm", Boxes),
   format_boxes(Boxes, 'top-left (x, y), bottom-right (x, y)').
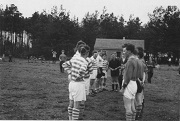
top-left (62, 60), bottom-right (71, 74)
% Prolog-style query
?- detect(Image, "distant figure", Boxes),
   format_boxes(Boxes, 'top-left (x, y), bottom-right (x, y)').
top-left (168, 57), bottom-right (172, 66)
top-left (52, 50), bottom-right (57, 64)
top-left (178, 59), bottom-right (180, 75)
top-left (59, 50), bottom-right (67, 73)
top-left (9, 52), bottom-right (12, 62)
top-left (2, 54), bottom-right (5, 62)
top-left (175, 58), bottom-right (179, 66)
top-left (147, 57), bottom-right (156, 83)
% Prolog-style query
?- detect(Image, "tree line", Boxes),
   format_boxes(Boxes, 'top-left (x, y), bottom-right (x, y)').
top-left (0, 4), bottom-right (179, 60)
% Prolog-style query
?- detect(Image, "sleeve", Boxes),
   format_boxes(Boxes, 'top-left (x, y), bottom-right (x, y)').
top-left (62, 60), bottom-right (71, 74)
top-left (79, 63), bottom-right (88, 77)
top-left (88, 61), bottom-right (93, 74)
top-left (123, 60), bottom-right (134, 88)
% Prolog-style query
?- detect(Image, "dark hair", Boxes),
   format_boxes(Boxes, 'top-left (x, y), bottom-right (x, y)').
top-left (102, 53), bottom-right (107, 57)
top-left (122, 43), bottom-right (128, 48)
top-left (74, 40), bottom-right (86, 52)
top-left (137, 47), bottom-right (144, 59)
top-left (92, 50), bottom-right (97, 54)
top-left (76, 40), bottom-right (86, 47)
top-left (80, 47), bottom-right (88, 55)
top-left (77, 44), bottom-right (85, 53)
top-left (125, 43), bottom-right (135, 53)
top-left (133, 49), bottom-right (138, 55)
top-left (84, 45), bottom-right (90, 52)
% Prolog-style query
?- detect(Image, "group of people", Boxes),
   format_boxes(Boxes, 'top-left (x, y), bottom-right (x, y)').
top-left (61, 40), bottom-right (153, 120)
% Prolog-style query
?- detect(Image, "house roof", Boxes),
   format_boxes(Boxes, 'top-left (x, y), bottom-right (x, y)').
top-left (94, 38), bottom-right (144, 50)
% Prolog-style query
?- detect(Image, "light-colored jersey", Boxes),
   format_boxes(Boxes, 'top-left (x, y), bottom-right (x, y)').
top-left (52, 51), bottom-right (57, 57)
top-left (62, 55), bottom-right (88, 82)
top-left (96, 54), bottom-right (103, 67)
top-left (90, 56), bottom-right (98, 70)
top-left (71, 51), bottom-right (81, 60)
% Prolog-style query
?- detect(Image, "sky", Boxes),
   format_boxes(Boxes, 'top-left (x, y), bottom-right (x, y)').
top-left (1, 0), bottom-right (180, 24)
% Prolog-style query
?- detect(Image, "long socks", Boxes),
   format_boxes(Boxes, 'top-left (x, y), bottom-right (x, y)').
top-left (126, 112), bottom-right (133, 121)
top-left (72, 108), bottom-right (80, 120)
top-left (68, 106), bottom-right (73, 120)
top-left (135, 105), bottom-right (142, 120)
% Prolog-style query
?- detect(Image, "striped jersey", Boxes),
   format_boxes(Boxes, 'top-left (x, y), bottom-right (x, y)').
top-left (84, 57), bottom-right (93, 79)
top-left (72, 51), bottom-right (80, 58)
top-left (90, 56), bottom-right (98, 70)
top-left (62, 55), bottom-right (88, 82)
top-left (102, 59), bottom-right (109, 71)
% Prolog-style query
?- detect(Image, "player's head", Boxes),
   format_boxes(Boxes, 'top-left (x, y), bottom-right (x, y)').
top-left (136, 47), bottom-right (144, 59)
top-left (79, 46), bottom-right (89, 58)
top-left (84, 45), bottom-right (90, 52)
top-left (111, 53), bottom-right (116, 59)
top-left (74, 40), bottom-right (86, 52)
top-left (122, 43), bottom-right (135, 59)
top-left (102, 53), bottom-right (107, 60)
top-left (92, 50), bottom-right (98, 59)
top-left (61, 50), bottom-right (65, 53)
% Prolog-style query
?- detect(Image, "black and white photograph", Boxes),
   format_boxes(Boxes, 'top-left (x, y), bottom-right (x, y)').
top-left (0, 0), bottom-right (180, 120)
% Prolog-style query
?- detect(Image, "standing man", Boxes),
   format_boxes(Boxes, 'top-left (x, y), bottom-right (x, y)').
top-left (135, 47), bottom-right (147, 120)
top-left (120, 43), bottom-right (138, 121)
top-left (8, 51), bottom-right (12, 62)
top-left (147, 57), bottom-right (156, 83)
top-left (95, 50), bottom-right (104, 92)
top-left (118, 53), bottom-right (127, 90)
top-left (52, 50), bottom-right (57, 64)
top-left (109, 52), bottom-right (121, 92)
top-left (178, 58), bottom-right (180, 76)
top-left (62, 46), bottom-right (89, 120)
top-left (59, 50), bottom-right (67, 73)
top-left (102, 54), bottom-right (109, 91)
top-left (89, 51), bottom-right (98, 96)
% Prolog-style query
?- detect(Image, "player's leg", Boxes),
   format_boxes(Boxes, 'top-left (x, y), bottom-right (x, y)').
top-left (131, 99), bottom-right (137, 121)
top-left (111, 77), bottom-right (115, 91)
top-left (123, 96), bottom-right (133, 121)
top-left (68, 100), bottom-right (74, 120)
top-left (115, 76), bottom-right (118, 91)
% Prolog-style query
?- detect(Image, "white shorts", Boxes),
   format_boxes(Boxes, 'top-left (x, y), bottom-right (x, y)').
top-left (69, 81), bottom-right (86, 101)
top-left (90, 70), bottom-right (97, 79)
top-left (84, 78), bottom-right (90, 95)
top-left (102, 71), bottom-right (107, 78)
top-left (123, 80), bottom-right (137, 99)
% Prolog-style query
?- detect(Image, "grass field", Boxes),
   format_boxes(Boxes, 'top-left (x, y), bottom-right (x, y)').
top-left (0, 58), bottom-right (180, 120)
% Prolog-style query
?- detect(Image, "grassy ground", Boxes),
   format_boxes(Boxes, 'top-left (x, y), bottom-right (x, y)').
top-left (0, 58), bottom-right (179, 120)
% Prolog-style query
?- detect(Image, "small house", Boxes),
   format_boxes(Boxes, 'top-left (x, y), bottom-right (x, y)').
top-left (94, 38), bottom-right (144, 60)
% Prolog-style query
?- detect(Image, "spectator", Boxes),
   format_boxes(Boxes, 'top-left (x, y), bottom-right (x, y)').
top-left (59, 50), bottom-right (67, 73)
top-left (9, 51), bottom-right (12, 62)
top-left (147, 57), bottom-right (156, 83)
top-left (168, 57), bottom-right (172, 66)
top-left (109, 52), bottom-right (121, 91)
top-left (52, 50), bottom-right (57, 64)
